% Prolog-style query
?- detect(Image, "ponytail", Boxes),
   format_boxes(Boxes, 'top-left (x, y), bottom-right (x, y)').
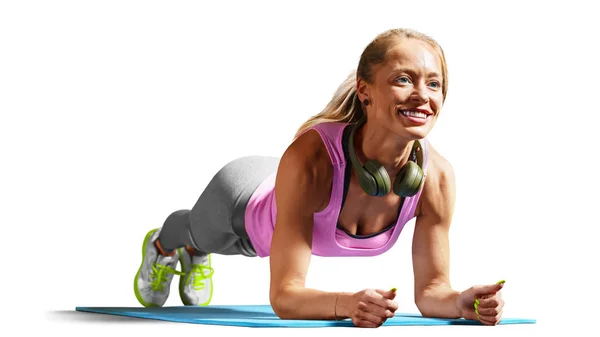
top-left (293, 70), bottom-right (364, 140)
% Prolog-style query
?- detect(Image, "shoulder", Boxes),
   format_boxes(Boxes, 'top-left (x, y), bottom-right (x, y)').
top-left (423, 141), bottom-right (455, 189)
top-left (275, 128), bottom-right (334, 213)
top-left (282, 128), bottom-right (333, 179)
top-left (415, 141), bottom-right (456, 219)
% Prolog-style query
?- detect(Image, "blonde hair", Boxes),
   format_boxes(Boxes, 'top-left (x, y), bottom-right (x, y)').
top-left (294, 28), bottom-right (448, 139)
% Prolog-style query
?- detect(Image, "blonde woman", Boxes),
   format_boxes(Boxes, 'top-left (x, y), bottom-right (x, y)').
top-left (133, 28), bottom-right (506, 328)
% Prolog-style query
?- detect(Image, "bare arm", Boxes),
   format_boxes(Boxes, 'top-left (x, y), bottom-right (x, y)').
top-left (269, 131), bottom-right (402, 325)
top-left (412, 149), bottom-right (462, 318)
top-left (269, 130), bottom-right (341, 320)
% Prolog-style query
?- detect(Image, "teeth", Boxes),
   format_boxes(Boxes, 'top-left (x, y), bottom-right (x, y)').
top-left (400, 110), bottom-right (428, 119)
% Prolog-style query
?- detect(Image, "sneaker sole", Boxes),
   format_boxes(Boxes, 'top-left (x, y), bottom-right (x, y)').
top-left (133, 228), bottom-right (161, 307)
top-left (178, 250), bottom-right (213, 306)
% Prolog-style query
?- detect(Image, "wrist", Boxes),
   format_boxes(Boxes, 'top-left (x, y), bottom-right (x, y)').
top-left (333, 292), bottom-right (341, 320)
top-left (454, 290), bottom-right (466, 318)
top-left (334, 292), bottom-right (351, 319)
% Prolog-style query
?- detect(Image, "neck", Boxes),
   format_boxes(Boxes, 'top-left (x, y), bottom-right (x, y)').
top-left (354, 121), bottom-right (415, 176)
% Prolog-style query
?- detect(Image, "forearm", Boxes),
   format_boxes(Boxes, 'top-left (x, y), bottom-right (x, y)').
top-left (415, 284), bottom-right (462, 318)
top-left (271, 286), bottom-right (352, 320)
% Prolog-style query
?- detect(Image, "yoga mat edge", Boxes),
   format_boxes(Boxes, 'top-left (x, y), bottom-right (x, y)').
top-left (75, 305), bottom-right (536, 327)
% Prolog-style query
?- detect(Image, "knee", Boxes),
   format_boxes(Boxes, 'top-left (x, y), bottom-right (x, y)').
top-left (164, 209), bottom-right (191, 226)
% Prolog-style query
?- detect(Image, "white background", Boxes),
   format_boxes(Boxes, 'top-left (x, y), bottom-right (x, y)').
top-left (1, 0), bottom-right (598, 336)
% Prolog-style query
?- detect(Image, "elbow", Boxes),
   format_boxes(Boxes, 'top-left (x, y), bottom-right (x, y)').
top-left (270, 299), bottom-right (293, 319)
top-left (414, 287), bottom-right (439, 318)
top-left (415, 296), bottom-right (441, 318)
top-left (414, 285), bottom-right (462, 319)
top-left (414, 296), bottom-right (432, 318)
top-left (414, 288), bottom-right (427, 314)
top-left (270, 287), bottom-right (296, 319)
top-left (415, 303), bottom-right (435, 318)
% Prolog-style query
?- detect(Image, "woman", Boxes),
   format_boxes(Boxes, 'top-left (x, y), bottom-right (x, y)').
top-left (133, 28), bottom-right (506, 327)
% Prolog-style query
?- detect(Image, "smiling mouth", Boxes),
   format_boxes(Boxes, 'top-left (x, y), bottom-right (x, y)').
top-left (398, 109), bottom-right (431, 119)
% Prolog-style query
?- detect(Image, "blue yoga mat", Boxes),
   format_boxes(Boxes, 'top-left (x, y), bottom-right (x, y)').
top-left (75, 304), bottom-right (536, 327)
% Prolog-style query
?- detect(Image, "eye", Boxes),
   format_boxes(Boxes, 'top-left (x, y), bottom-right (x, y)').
top-left (428, 81), bottom-right (441, 89)
top-left (395, 76), bottom-right (410, 84)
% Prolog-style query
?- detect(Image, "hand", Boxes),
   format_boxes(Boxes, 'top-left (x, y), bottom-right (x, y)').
top-left (346, 288), bottom-right (398, 328)
top-left (456, 280), bottom-right (505, 325)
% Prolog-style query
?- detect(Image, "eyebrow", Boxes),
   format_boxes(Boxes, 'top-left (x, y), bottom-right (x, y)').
top-left (392, 67), bottom-right (442, 79)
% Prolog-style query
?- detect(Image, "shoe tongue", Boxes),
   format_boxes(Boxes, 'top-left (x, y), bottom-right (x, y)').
top-left (192, 254), bottom-right (209, 265)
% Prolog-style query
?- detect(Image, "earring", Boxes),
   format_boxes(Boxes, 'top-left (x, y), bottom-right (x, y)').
top-left (363, 99), bottom-right (370, 106)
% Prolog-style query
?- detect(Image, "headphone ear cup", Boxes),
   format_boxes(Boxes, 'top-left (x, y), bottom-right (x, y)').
top-left (356, 168), bottom-right (379, 197)
top-left (363, 160), bottom-right (391, 196)
top-left (393, 161), bottom-right (424, 197)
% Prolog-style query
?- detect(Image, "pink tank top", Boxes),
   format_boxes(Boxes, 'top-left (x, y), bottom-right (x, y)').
top-left (244, 121), bottom-right (428, 257)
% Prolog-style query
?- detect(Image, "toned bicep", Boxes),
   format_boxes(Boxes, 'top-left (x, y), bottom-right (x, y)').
top-left (412, 156), bottom-right (456, 296)
top-left (269, 131), bottom-right (330, 300)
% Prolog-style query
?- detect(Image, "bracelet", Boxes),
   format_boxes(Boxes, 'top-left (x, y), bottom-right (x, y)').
top-left (333, 293), bottom-right (340, 320)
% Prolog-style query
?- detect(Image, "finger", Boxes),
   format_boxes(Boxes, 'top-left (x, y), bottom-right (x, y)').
top-left (474, 282), bottom-right (504, 297)
top-left (478, 311), bottom-right (503, 326)
top-left (477, 295), bottom-right (503, 308)
top-left (355, 305), bottom-right (387, 327)
top-left (478, 317), bottom-right (496, 326)
top-left (375, 288), bottom-right (397, 299)
top-left (366, 290), bottom-right (398, 311)
top-left (475, 300), bottom-right (504, 316)
top-left (353, 318), bottom-right (379, 328)
top-left (357, 301), bottom-right (395, 320)
top-left (479, 290), bottom-right (502, 300)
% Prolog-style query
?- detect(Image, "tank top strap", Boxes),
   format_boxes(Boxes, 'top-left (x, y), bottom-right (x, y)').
top-left (306, 122), bottom-right (349, 165)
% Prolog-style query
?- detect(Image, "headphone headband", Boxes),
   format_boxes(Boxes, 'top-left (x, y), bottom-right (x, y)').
top-left (348, 117), bottom-right (367, 172)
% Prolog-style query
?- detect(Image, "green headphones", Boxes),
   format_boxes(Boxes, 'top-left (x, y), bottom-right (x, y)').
top-left (348, 117), bottom-right (425, 197)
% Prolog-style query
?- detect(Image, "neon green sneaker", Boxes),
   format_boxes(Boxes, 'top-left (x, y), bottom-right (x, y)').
top-left (134, 228), bottom-right (183, 307)
top-left (178, 246), bottom-right (214, 306)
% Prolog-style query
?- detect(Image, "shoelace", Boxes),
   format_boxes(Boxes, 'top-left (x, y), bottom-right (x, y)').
top-left (187, 264), bottom-right (214, 290)
top-left (150, 263), bottom-right (184, 291)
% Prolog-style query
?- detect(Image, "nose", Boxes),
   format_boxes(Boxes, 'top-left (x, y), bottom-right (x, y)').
top-left (410, 83), bottom-right (429, 104)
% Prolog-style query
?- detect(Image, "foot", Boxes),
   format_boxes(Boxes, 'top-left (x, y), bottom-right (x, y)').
top-left (178, 246), bottom-right (214, 306)
top-left (134, 228), bottom-right (183, 307)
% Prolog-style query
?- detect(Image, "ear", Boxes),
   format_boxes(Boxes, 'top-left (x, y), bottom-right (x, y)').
top-left (356, 78), bottom-right (370, 103)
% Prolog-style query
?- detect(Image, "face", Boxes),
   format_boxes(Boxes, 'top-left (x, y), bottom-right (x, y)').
top-left (357, 39), bottom-right (444, 140)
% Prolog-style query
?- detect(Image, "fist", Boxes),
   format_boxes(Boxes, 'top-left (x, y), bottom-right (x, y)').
top-left (348, 288), bottom-right (398, 328)
top-left (457, 280), bottom-right (505, 325)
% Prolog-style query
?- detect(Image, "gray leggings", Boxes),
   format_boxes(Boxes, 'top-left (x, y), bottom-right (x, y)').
top-left (157, 155), bottom-right (280, 257)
